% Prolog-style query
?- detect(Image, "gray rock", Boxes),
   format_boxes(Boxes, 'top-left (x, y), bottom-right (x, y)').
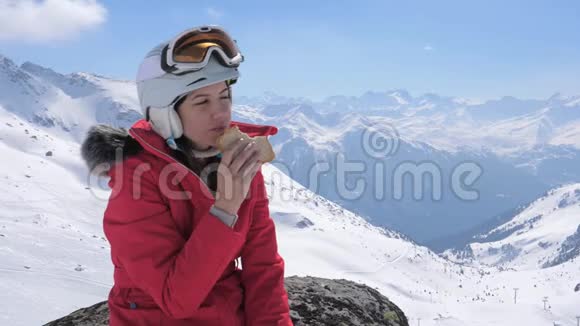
top-left (44, 300), bottom-right (108, 326)
top-left (543, 224), bottom-right (580, 268)
top-left (286, 276), bottom-right (408, 326)
top-left (43, 276), bottom-right (408, 326)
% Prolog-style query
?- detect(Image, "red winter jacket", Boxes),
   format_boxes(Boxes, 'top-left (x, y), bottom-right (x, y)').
top-left (97, 119), bottom-right (292, 325)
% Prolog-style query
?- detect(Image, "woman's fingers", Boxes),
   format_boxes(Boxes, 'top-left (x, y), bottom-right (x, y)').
top-left (230, 141), bottom-right (258, 174)
top-left (250, 161), bottom-right (262, 178)
top-left (220, 138), bottom-right (246, 167)
top-left (240, 154), bottom-right (261, 178)
top-left (240, 160), bottom-right (258, 178)
top-left (236, 145), bottom-right (260, 173)
top-left (242, 152), bottom-right (263, 178)
top-left (216, 139), bottom-right (263, 206)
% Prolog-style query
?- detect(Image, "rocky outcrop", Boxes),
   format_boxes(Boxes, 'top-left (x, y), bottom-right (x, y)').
top-left (285, 276), bottom-right (408, 326)
top-left (44, 276), bottom-right (408, 326)
top-left (543, 224), bottom-right (580, 268)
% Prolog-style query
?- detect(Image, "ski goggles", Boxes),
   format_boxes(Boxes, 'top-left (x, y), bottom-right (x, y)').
top-left (161, 25), bottom-right (244, 75)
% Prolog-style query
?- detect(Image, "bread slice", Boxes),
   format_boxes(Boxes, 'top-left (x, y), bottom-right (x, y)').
top-left (216, 126), bottom-right (276, 163)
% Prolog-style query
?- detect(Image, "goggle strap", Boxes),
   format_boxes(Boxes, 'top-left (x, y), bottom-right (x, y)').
top-left (161, 45), bottom-right (178, 73)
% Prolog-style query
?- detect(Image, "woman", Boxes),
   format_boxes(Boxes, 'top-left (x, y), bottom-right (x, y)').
top-left (81, 25), bottom-right (292, 325)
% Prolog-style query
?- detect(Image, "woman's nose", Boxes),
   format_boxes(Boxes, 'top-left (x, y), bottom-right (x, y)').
top-left (210, 100), bottom-right (230, 119)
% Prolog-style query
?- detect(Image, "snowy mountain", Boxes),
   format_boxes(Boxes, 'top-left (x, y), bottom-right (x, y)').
top-left (443, 183), bottom-right (580, 270)
top-left (3, 53), bottom-right (580, 245)
top-left (231, 92), bottom-right (580, 244)
top-left (239, 91), bottom-right (580, 155)
top-left (0, 55), bottom-right (140, 142)
top-left (232, 106), bottom-right (569, 244)
top-left (1, 54), bottom-right (580, 326)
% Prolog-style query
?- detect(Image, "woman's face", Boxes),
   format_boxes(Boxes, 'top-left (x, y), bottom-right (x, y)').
top-left (176, 81), bottom-right (232, 150)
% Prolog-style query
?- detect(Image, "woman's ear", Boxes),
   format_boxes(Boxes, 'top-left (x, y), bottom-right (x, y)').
top-left (168, 108), bottom-right (184, 139)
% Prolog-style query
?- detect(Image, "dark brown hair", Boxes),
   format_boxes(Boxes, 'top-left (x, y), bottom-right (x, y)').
top-left (171, 136), bottom-right (221, 192)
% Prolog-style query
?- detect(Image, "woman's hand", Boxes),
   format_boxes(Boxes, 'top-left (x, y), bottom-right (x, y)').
top-left (214, 138), bottom-right (262, 215)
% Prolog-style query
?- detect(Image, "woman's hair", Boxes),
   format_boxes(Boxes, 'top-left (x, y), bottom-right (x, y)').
top-left (172, 136), bottom-right (221, 192)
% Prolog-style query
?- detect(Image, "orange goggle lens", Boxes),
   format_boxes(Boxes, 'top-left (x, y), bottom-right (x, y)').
top-left (173, 29), bottom-right (239, 63)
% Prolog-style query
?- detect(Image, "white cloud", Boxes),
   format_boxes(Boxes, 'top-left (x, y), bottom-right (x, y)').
top-left (0, 0), bottom-right (107, 43)
top-left (424, 44), bottom-right (434, 51)
top-left (206, 7), bottom-right (224, 19)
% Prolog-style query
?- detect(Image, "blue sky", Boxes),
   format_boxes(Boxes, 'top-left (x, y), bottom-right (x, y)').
top-left (1, 0), bottom-right (580, 101)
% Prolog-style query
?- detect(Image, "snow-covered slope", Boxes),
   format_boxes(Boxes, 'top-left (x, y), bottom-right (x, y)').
top-left (0, 107), bottom-right (113, 325)
top-left (0, 116), bottom-right (578, 325)
top-left (444, 184), bottom-right (580, 270)
top-left (1, 54), bottom-right (580, 326)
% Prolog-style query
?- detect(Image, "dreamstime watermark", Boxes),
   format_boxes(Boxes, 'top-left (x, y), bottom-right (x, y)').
top-left (362, 121), bottom-right (400, 159)
top-left (86, 146), bottom-right (257, 202)
top-left (85, 122), bottom-right (484, 205)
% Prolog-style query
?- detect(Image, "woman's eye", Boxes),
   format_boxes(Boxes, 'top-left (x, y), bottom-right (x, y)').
top-left (193, 97), bottom-right (229, 106)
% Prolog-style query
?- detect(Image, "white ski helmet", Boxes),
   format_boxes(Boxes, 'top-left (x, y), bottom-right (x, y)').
top-left (135, 26), bottom-right (242, 149)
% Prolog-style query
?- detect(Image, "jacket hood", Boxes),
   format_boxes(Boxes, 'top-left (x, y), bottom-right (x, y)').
top-left (80, 119), bottom-right (278, 175)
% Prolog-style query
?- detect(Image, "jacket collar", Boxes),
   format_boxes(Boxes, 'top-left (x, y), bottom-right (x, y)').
top-left (126, 119), bottom-right (278, 201)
